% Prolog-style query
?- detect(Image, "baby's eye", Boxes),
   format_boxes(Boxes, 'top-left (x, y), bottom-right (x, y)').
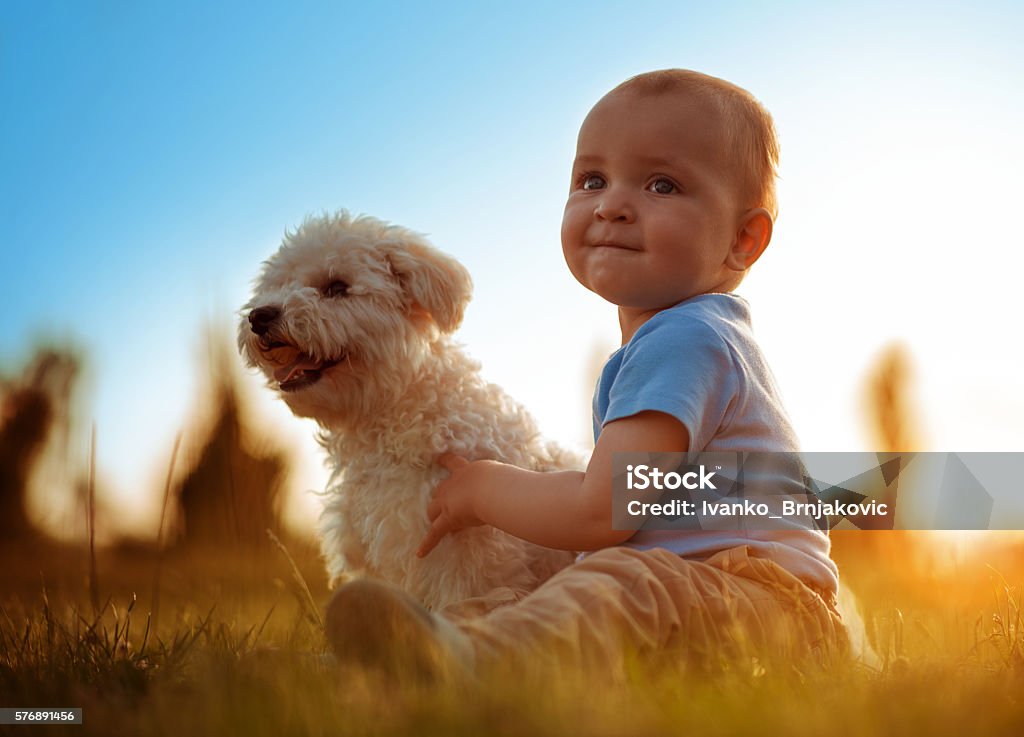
top-left (580, 174), bottom-right (606, 191)
top-left (648, 178), bottom-right (677, 195)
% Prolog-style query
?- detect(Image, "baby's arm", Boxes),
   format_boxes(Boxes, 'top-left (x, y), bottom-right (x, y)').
top-left (416, 410), bottom-right (689, 556)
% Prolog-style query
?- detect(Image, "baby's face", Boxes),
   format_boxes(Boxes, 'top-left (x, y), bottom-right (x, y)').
top-left (561, 90), bottom-right (744, 314)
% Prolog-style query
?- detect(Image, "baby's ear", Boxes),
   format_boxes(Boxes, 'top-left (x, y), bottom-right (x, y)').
top-left (727, 208), bottom-right (773, 271)
top-left (383, 238), bottom-right (473, 333)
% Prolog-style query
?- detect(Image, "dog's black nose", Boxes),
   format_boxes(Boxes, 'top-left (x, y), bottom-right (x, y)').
top-left (248, 306), bottom-right (281, 336)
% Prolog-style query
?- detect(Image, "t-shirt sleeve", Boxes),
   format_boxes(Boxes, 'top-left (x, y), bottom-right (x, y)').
top-left (602, 316), bottom-right (738, 452)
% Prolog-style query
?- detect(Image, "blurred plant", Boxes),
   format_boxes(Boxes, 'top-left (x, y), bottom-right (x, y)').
top-left (172, 326), bottom-right (287, 553)
top-left (864, 342), bottom-right (921, 454)
top-left (0, 347), bottom-right (82, 541)
top-left (832, 342), bottom-right (926, 664)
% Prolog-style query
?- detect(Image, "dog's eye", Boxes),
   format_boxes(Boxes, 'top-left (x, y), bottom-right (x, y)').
top-left (322, 280), bottom-right (350, 298)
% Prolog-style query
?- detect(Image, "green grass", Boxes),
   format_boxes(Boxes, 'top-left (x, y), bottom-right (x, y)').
top-left (2, 536), bottom-right (1023, 736)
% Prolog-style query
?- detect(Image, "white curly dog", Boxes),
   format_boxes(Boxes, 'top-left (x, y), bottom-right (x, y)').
top-left (239, 211), bottom-right (576, 611)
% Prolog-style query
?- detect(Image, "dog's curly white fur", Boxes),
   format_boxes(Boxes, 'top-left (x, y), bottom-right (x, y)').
top-left (239, 211), bottom-right (576, 611)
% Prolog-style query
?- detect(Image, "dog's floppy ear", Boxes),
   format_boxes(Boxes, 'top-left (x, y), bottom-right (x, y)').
top-left (384, 239), bottom-right (473, 333)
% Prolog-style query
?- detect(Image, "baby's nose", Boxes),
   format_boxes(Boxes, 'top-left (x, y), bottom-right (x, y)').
top-left (594, 190), bottom-right (636, 222)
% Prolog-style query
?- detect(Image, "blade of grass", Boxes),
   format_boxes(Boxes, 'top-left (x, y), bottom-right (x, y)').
top-left (87, 422), bottom-right (99, 614)
top-left (266, 528), bottom-right (323, 630)
top-left (151, 433), bottom-right (182, 638)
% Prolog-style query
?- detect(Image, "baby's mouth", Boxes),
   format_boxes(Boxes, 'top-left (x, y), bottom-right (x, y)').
top-left (591, 240), bottom-right (640, 251)
top-left (257, 338), bottom-right (344, 392)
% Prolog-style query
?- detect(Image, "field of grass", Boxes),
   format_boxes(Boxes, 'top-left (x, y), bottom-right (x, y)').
top-left (2, 531), bottom-right (1022, 736)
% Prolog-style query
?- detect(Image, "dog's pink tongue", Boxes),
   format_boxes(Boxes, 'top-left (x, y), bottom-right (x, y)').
top-left (274, 357), bottom-right (322, 383)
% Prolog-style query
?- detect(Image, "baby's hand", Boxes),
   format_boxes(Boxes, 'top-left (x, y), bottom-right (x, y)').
top-left (416, 453), bottom-right (488, 558)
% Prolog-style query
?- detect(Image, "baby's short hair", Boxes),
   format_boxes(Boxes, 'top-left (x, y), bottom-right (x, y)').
top-left (611, 69), bottom-right (780, 219)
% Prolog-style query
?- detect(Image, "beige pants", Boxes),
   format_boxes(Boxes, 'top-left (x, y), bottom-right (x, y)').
top-left (444, 545), bottom-right (848, 676)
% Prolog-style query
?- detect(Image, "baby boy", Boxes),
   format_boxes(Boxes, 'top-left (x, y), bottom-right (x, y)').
top-left (326, 69), bottom-right (848, 679)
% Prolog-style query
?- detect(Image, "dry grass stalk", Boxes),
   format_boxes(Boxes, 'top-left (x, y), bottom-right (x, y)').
top-left (151, 433), bottom-right (183, 637)
top-left (87, 422), bottom-right (99, 614)
top-left (267, 528), bottom-right (324, 630)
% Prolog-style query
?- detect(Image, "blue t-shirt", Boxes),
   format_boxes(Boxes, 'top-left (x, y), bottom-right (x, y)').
top-left (593, 293), bottom-right (839, 596)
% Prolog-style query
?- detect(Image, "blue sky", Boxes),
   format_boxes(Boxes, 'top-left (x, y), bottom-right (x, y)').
top-left (2, 1), bottom-right (1022, 534)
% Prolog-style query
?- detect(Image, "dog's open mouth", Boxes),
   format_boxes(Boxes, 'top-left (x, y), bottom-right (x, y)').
top-left (257, 339), bottom-right (344, 392)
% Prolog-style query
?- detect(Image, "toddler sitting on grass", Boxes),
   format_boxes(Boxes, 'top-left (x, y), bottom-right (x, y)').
top-left (326, 68), bottom-right (848, 680)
